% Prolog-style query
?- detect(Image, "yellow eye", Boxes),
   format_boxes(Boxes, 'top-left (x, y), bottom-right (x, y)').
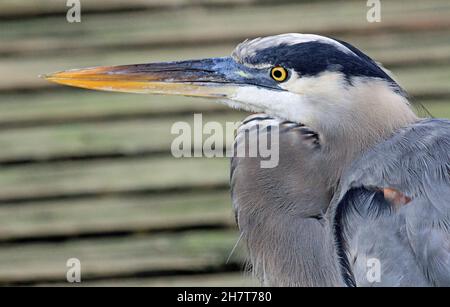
top-left (270, 66), bottom-right (288, 82)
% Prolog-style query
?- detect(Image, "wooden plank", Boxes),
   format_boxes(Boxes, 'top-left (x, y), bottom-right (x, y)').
top-left (0, 0), bottom-right (284, 19)
top-left (7, 0), bottom-right (448, 39)
top-left (0, 229), bottom-right (242, 285)
top-left (49, 273), bottom-right (258, 287)
top-left (421, 100), bottom-right (450, 119)
top-left (0, 191), bottom-right (234, 243)
top-left (1, 0), bottom-right (450, 58)
top-left (0, 113), bottom-right (244, 163)
top-left (0, 91), bottom-right (231, 128)
top-left (395, 65), bottom-right (450, 95)
top-left (0, 156), bottom-right (230, 201)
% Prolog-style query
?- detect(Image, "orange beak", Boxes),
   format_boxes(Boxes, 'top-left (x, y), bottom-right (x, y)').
top-left (41, 58), bottom-right (242, 99)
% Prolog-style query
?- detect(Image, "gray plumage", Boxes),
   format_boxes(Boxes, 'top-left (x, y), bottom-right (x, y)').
top-left (226, 34), bottom-right (450, 287)
top-left (231, 116), bottom-right (342, 286)
top-left (232, 116), bottom-right (450, 286)
top-left (332, 118), bottom-right (450, 286)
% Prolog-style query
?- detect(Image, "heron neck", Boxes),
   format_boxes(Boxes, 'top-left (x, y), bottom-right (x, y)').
top-left (233, 83), bottom-right (418, 286)
top-left (315, 82), bottom-right (419, 187)
top-left (254, 215), bottom-right (346, 286)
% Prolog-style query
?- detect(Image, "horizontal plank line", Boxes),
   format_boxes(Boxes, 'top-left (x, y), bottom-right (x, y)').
top-left (0, 84), bottom-right (59, 96)
top-left (0, 148), bottom-right (234, 167)
top-left (384, 55), bottom-right (450, 69)
top-left (0, 262), bottom-right (243, 287)
top-left (0, 0), bottom-right (303, 22)
top-left (412, 91), bottom-right (450, 101)
top-left (2, 17), bottom-right (450, 59)
top-left (0, 108), bottom-right (236, 131)
top-left (0, 149), bottom-right (169, 167)
top-left (0, 221), bottom-right (234, 247)
top-left (0, 7), bottom-right (147, 22)
top-left (0, 183), bottom-right (229, 206)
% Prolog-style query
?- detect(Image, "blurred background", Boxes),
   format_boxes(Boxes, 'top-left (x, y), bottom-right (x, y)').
top-left (0, 0), bottom-right (449, 286)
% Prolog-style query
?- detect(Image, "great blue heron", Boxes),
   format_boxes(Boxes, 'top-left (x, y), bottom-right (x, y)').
top-left (43, 33), bottom-right (450, 287)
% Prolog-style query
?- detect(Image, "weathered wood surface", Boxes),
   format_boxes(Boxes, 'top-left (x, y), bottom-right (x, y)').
top-left (0, 0), bottom-right (449, 286)
top-left (41, 272), bottom-right (258, 287)
top-left (2, 0), bottom-right (450, 57)
top-left (0, 157), bottom-right (229, 202)
top-left (0, 230), bottom-right (243, 286)
top-left (0, 113), bottom-right (243, 163)
top-left (0, 191), bottom-right (234, 243)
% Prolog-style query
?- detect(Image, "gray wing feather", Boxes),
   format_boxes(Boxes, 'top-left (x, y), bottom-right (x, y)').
top-left (231, 114), bottom-right (343, 286)
top-left (334, 119), bottom-right (450, 286)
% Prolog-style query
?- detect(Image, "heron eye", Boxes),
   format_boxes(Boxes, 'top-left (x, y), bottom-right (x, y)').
top-left (270, 66), bottom-right (288, 82)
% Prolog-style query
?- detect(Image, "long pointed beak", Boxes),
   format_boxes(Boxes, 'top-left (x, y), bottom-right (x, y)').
top-left (42, 57), bottom-right (248, 99)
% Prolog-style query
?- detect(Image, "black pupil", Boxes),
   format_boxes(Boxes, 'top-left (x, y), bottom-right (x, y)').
top-left (273, 69), bottom-right (283, 79)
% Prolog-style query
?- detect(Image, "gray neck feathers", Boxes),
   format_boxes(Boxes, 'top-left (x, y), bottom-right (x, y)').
top-left (232, 89), bottom-right (418, 286)
top-left (314, 80), bottom-right (418, 186)
top-left (232, 123), bottom-right (344, 286)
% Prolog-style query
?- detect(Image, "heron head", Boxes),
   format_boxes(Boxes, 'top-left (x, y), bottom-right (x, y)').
top-left (44, 33), bottom-right (416, 137)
